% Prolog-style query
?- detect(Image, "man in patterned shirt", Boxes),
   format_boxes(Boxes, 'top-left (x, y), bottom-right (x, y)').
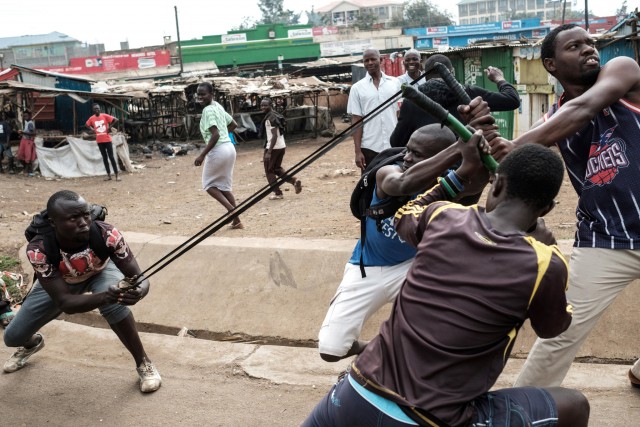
top-left (3, 190), bottom-right (161, 393)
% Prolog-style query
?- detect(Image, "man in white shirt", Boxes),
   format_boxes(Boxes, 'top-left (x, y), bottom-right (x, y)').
top-left (347, 48), bottom-right (400, 171)
top-left (396, 49), bottom-right (426, 87)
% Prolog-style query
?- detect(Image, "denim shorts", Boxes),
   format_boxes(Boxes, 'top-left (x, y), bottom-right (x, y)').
top-left (3, 261), bottom-right (130, 347)
top-left (302, 373), bottom-right (418, 427)
top-left (470, 387), bottom-right (558, 427)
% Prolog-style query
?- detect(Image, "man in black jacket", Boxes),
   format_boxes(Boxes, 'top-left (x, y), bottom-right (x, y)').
top-left (390, 54), bottom-right (520, 148)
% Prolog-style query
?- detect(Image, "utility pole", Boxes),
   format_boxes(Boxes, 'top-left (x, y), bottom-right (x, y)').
top-left (174, 5), bottom-right (184, 74)
top-left (584, 0), bottom-right (590, 32)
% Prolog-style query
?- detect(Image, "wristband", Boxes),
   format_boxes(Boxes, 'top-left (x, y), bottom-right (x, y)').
top-left (438, 177), bottom-right (458, 198)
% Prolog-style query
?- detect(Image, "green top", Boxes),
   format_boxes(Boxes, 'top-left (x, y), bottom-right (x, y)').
top-left (199, 102), bottom-right (232, 147)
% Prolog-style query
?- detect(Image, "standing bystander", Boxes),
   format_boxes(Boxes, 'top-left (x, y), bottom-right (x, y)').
top-left (85, 104), bottom-right (120, 181)
top-left (0, 113), bottom-right (15, 174)
top-left (17, 110), bottom-right (36, 176)
top-left (348, 48), bottom-right (401, 171)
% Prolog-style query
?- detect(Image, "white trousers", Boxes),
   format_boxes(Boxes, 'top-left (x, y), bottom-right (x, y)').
top-left (318, 260), bottom-right (412, 357)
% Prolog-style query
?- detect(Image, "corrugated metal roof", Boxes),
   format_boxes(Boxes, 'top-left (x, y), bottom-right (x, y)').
top-left (0, 79), bottom-right (131, 99)
top-left (0, 31), bottom-right (79, 49)
top-left (456, 0), bottom-right (479, 5)
top-left (10, 64), bottom-right (96, 83)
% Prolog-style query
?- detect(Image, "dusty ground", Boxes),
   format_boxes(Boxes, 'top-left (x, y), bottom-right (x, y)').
top-left (0, 121), bottom-right (578, 267)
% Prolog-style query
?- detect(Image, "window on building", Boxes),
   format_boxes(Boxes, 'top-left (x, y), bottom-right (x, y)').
top-left (537, 11), bottom-right (544, 18)
top-left (487, 1), bottom-right (496, 12)
top-left (469, 3), bottom-right (477, 14)
top-left (517, 0), bottom-right (525, 9)
top-left (478, 2), bottom-right (487, 13)
top-left (378, 6), bottom-right (387, 16)
top-left (333, 11), bottom-right (345, 24)
top-left (527, 0), bottom-right (535, 9)
top-left (461, 18), bottom-right (469, 24)
top-left (347, 10), bottom-right (359, 22)
top-left (536, 0), bottom-right (544, 7)
top-left (459, 4), bottom-right (468, 16)
top-left (487, 14), bottom-right (495, 22)
top-left (471, 17), bottom-right (478, 24)
top-left (498, 0), bottom-right (508, 12)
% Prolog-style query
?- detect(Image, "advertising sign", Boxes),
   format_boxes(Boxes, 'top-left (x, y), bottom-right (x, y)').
top-left (221, 33), bottom-right (247, 44)
top-left (288, 28), bottom-right (313, 38)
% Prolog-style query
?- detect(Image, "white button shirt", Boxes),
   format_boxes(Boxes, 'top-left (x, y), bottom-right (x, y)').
top-left (397, 72), bottom-right (426, 86)
top-left (347, 72), bottom-right (400, 153)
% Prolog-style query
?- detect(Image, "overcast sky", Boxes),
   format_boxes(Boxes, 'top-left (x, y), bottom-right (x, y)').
top-left (1, 0), bottom-right (623, 51)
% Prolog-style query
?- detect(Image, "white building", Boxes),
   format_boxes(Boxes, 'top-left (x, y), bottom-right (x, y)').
top-left (317, 0), bottom-right (405, 27)
top-left (457, 0), bottom-right (575, 25)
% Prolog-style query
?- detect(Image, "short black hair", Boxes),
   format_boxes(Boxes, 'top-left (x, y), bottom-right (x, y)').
top-left (261, 97), bottom-right (273, 105)
top-left (424, 54), bottom-right (453, 76)
top-left (498, 144), bottom-right (564, 209)
top-left (541, 23), bottom-right (578, 62)
top-left (409, 124), bottom-right (456, 158)
top-left (47, 190), bottom-right (81, 218)
top-left (198, 82), bottom-right (214, 93)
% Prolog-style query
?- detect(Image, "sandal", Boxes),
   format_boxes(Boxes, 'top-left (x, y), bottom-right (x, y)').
top-left (229, 222), bottom-right (244, 230)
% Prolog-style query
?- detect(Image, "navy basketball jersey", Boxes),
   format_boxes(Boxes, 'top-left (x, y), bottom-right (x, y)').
top-left (544, 95), bottom-right (640, 249)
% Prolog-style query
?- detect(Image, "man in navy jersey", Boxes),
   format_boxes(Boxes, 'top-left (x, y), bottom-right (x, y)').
top-left (475, 24), bottom-right (640, 388)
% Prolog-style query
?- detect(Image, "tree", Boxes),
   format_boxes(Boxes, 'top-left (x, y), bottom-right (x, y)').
top-left (232, 16), bottom-right (257, 31)
top-left (257, 0), bottom-right (298, 25)
top-left (353, 11), bottom-right (379, 30)
top-left (394, 0), bottom-right (453, 28)
top-left (306, 7), bottom-right (330, 26)
top-left (616, 0), bottom-right (628, 17)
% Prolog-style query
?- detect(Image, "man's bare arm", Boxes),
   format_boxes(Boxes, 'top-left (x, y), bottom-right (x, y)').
top-left (376, 144), bottom-right (460, 199)
top-left (515, 56), bottom-right (640, 147)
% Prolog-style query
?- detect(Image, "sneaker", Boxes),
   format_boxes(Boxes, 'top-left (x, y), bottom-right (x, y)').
top-left (137, 360), bottom-right (162, 393)
top-left (4, 333), bottom-right (45, 373)
top-left (269, 194), bottom-right (284, 200)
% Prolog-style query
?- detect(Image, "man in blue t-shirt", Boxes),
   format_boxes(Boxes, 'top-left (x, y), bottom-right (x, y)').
top-left (476, 24), bottom-right (640, 389)
top-left (318, 124), bottom-right (462, 362)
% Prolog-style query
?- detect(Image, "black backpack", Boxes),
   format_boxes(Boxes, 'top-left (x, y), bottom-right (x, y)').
top-left (25, 204), bottom-right (110, 266)
top-left (350, 147), bottom-right (411, 277)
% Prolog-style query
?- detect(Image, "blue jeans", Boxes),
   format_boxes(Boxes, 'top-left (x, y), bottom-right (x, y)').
top-left (3, 261), bottom-right (131, 347)
top-left (470, 387), bottom-right (558, 427)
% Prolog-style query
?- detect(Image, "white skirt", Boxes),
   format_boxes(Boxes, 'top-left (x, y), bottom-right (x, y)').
top-left (202, 142), bottom-right (236, 192)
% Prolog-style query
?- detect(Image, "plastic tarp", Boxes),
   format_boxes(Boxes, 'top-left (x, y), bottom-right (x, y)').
top-left (35, 133), bottom-right (134, 178)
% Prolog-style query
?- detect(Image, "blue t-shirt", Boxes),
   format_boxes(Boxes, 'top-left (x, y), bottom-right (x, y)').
top-left (547, 96), bottom-right (640, 249)
top-left (349, 185), bottom-right (417, 266)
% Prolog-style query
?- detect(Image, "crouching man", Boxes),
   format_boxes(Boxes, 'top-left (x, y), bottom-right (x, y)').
top-left (3, 190), bottom-right (161, 393)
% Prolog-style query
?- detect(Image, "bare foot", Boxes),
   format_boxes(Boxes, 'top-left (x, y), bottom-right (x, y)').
top-left (104, 176), bottom-right (112, 181)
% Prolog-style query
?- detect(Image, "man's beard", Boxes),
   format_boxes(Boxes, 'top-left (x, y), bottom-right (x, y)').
top-left (580, 67), bottom-right (600, 87)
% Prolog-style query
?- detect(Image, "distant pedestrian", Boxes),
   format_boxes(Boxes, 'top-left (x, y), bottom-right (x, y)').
top-left (0, 113), bottom-right (16, 174)
top-left (16, 110), bottom-right (36, 176)
top-left (85, 104), bottom-right (120, 181)
top-left (194, 82), bottom-right (243, 229)
top-left (259, 98), bottom-right (302, 200)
